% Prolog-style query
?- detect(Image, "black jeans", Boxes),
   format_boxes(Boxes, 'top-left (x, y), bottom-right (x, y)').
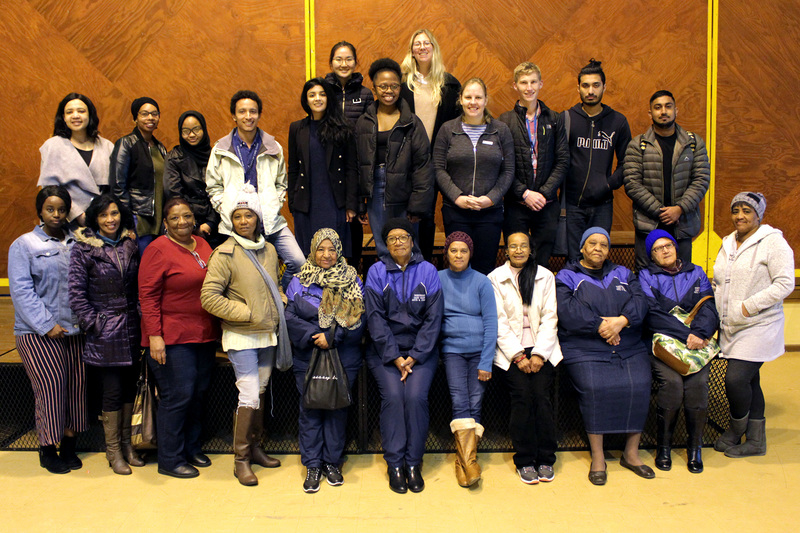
top-left (504, 200), bottom-right (560, 267)
top-left (725, 359), bottom-right (765, 419)
top-left (441, 204), bottom-right (503, 275)
top-left (90, 364), bottom-right (139, 412)
top-left (651, 356), bottom-right (710, 410)
top-left (565, 201), bottom-right (613, 260)
top-left (503, 361), bottom-right (557, 468)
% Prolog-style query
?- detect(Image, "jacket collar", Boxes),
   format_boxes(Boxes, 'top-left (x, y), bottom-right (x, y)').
top-left (451, 118), bottom-right (499, 135)
top-left (325, 71), bottom-right (365, 90)
top-left (641, 123), bottom-right (690, 146)
top-left (216, 128), bottom-right (280, 157)
top-left (381, 248), bottom-right (425, 272)
top-left (74, 227), bottom-right (134, 248)
top-left (722, 224), bottom-right (781, 255)
top-left (493, 260), bottom-right (548, 283)
top-left (365, 98), bottom-right (416, 128)
top-left (32, 224), bottom-right (73, 243)
top-left (569, 102), bottom-right (615, 120)
top-left (645, 258), bottom-right (695, 276)
top-left (129, 127), bottom-right (163, 149)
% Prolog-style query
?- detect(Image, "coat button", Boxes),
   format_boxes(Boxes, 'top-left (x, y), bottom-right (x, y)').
top-left (300, 186), bottom-right (304, 189)
top-left (337, 168), bottom-right (342, 171)
top-left (338, 155), bottom-right (342, 158)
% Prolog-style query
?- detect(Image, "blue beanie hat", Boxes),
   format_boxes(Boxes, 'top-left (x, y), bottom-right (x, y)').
top-left (645, 229), bottom-right (678, 256)
top-left (579, 227), bottom-right (610, 249)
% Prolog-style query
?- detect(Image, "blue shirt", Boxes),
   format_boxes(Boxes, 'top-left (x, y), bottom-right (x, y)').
top-left (9, 225), bottom-right (81, 336)
top-left (232, 128), bottom-right (263, 190)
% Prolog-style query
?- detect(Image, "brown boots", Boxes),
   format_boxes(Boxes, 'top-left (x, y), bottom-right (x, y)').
top-left (233, 400), bottom-right (281, 486)
top-left (121, 403), bottom-right (145, 467)
top-left (250, 393), bottom-right (281, 468)
top-left (451, 418), bottom-right (481, 487)
top-left (102, 410), bottom-right (131, 475)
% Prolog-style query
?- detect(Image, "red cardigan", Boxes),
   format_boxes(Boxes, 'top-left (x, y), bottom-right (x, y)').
top-left (139, 235), bottom-right (220, 346)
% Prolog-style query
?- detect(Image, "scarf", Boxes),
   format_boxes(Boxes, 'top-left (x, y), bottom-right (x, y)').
top-left (178, 111), bottom-right (212, 169)
top-left (296, 228), bottom-right (364, 329)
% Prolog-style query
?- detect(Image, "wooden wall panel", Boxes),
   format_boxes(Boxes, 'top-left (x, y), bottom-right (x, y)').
top-left (715, 1), bottom-right (800, 262)
top-left (314, 0), bottom-right (707, 239)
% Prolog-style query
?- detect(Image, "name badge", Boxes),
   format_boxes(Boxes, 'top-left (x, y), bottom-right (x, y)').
top-left (481, 140), bottom-right (494, 145)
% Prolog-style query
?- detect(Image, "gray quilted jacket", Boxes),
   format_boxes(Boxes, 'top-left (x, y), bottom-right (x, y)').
top-left (623, 124), bottom-right (710, 238)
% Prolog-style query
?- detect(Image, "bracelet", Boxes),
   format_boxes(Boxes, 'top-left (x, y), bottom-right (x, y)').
top-left (512, 354), bottom-right (527, 364)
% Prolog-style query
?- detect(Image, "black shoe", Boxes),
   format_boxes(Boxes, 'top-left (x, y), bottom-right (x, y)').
top-left (187, 453), bottom-right (212, 468)
top-left (59, 436), bottom-right (82, 470)
top-left (655, 446), bottom-right (672, 471)
top-left (303, 467), bottom-right (321, 493)
top-left (388, 466), bottom-right (408, 494)
top-left (619, 457), bottom-right (655, 479)
top-left (158, 464), bottom-right (200, 479)
top-left (39, 445), bottom-right (70, 474)
top-left (405, 464), bottom-right (424, 493)
top-left (322, 463), bottom-right (344, 486)
top-left (687, 447), bottom-right (704, 474)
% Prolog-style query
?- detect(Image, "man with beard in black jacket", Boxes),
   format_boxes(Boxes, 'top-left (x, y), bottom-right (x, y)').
top-left (498, 62), bottom-right (568, 267)
top-left (563, 59), bottom-right (631, 260)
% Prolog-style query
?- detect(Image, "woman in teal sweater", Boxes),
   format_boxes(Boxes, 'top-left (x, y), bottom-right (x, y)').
top-left (438, 231), bottom-right (497, 487)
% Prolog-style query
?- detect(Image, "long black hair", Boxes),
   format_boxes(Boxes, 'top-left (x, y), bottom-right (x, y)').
top-left (508, 232), bottom-right (538, 306)
top-left (300, 77), bottom-right (352, 147)
top-left (85, 193), bottom-right (135, 236)
top-left (53, 93), bottom-right (100, 140)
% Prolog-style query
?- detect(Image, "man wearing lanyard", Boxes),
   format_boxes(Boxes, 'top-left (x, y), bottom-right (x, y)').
top-left (206, 90), bottom-right (305, 286)
top-left (498, 62), bottom-right (568, 266)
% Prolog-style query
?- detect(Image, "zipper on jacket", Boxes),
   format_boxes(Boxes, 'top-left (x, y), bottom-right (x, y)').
top-left (112, 245), bottom-right (124, 276)
top-left (471, 139), bottom-right (478, 196)
top-left (577, 120), bottom-right (595, 207)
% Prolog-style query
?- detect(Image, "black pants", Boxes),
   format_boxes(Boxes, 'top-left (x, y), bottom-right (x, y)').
top-left (89, 364), bottom-right (139, 412)
top-left (504, 362), bottom-right (557, 468)
top-left (441, 204), bottom-right (503, 275)
top-left (634, 230), bottom-right (692, 272)
top-left (504, 200), bottom-right (560, 267)
top-left (651, 356), bottom-right (710, 410)
top-left (725, 359), bottom-right (765, 419)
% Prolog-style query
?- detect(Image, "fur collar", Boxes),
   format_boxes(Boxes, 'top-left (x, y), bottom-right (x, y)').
top-left (74, 227), bottom-right (134, 248)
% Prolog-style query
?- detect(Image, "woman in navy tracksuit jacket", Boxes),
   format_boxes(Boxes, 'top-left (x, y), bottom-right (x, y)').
top-left (364, 218), bottom-right (443, 494)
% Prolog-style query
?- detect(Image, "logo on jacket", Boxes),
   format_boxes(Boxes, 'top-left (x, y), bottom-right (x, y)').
top-left (411, 294), bottom-right (426, 302)
top-left (576, 131), bottom-right (614, 150)
top-left (615, 285), bottom-right (627, 292)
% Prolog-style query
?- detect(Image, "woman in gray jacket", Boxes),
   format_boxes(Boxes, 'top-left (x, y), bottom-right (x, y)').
top-left (713, 192), bottom-right (794, 457)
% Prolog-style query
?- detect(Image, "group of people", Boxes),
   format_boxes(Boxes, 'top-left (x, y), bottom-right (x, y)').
top-left (8, 30), bottom-right (795, 492)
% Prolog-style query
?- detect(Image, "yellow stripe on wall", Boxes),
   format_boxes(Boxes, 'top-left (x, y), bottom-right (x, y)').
top-left (304, 0), bottom-right (316, 80)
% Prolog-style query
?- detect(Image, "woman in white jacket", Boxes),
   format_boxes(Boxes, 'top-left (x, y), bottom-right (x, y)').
top-left (713, 192), bottom-right (794, 457)
top-left (488, 231), bottom-right (561, 485)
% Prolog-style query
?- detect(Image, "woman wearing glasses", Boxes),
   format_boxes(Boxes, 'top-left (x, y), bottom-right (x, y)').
top-left (164, 111), bottom-right (222, 248)
top-left (365, 218), bottom-right (442, 494)
top-left (111, 97), bottom-right (168, 255)
top-left (139, 197), bottom-right (220, 478)
top-left (355, 58), bottom-right (433, 259)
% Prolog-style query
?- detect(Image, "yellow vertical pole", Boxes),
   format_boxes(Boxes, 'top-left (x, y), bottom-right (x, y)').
top-left (304, 0), bottom-right (316, 80)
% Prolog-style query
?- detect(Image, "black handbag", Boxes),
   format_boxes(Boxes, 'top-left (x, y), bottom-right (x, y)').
top-left (131, 355), bottom-right (158, 449)
top-left (302, 325), bottom-right (352, 410)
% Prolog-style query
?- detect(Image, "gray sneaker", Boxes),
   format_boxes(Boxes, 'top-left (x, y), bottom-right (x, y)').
top-left (516, 465), bottom-right (539, 485)
top-left (537, 465), bottom-right (554, 482)
top-left (303, 467), bottom-right (321, 493)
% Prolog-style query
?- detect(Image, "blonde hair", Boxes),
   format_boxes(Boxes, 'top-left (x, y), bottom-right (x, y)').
top-left (513, 62), bottom-right (542, 83)
top-left (459, 78), bottom-right (492, 124)
top-left (401, 29), bottom-right (447, 107)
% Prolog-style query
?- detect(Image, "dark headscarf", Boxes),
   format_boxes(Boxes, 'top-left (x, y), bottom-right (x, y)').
top-left (178, 110), bottom-right (212, 169)
top-left (130, 97), bottom-right (160, 120)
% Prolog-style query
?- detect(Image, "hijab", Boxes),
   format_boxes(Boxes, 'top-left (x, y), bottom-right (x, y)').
top-left (178, 110), bottom-right (212, 169)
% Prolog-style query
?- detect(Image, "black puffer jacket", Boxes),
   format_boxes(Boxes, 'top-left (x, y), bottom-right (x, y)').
top-left (355, 99), bottom-right (433, 217)
top-left (400, 72), bottom-right (461, 145)
top-left (110, 128), bottom-right (167, 217)
top-left (325, 72), bottom-right (374, 124)
top-left (164, 146), bottom-right (220, 232)
top-left (498, 100), bottom-right (568, 202)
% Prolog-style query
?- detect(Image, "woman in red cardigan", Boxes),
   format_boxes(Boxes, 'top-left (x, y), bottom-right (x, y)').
top-left (139, 197), bottom-right (220, 478)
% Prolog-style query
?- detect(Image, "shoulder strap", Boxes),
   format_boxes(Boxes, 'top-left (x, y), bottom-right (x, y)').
top-left (684, 295), bottom-right (713, 325)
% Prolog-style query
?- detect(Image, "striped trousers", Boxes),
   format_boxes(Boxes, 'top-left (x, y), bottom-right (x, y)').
top-left (15, 334), bottom-right (88, 446)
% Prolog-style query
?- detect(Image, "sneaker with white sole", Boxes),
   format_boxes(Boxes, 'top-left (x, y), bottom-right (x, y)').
top-left (516, 465), bottom-right (539, 485)
top-left (537, 464), bottom-right (554, 482)
top-left (303, 467), bottom-right (321, 493)
top-left (322, 463), bottom-right (344, 486)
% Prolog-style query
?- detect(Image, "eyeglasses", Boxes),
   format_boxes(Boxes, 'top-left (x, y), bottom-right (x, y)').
top-left (652, 242), bottom-right (675, 254)
top-left (190, 251), bottom-right (207, 269)
top-left (181, 126), bottom-right (203, 136)
top-left (376, 83), bottom-right (401, 92)
top-left (138, 110), bottom-right (160, 118)
top-left (386, 233), bottom-right (411, 245)
top-left (332, 57), bottom-right (355, 65)
top-left (412, 41), bottom-right (432, 49)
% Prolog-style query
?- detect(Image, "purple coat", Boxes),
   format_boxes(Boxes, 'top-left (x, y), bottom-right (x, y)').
top-left (68, 227), bottom-right (140, 366)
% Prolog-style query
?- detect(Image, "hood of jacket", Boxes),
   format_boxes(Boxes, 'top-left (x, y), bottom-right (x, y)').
top-left (721, 224), bottom-right (783, 257)
top-left (74, 227), bottom-right (135, 248)
top-left (325, 71), bottom-right (366, 91)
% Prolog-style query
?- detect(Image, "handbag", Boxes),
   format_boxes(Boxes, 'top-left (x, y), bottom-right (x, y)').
top-left (131, 356), bottom-right (158, 449)
top-left (302, 325), bottom-right (352, 410)
top-left (652, 295), bottom-right (720, 376)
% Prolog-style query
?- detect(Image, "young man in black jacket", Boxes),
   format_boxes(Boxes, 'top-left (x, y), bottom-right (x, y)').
top-left (563, 59), bottom-right (631, 260)
top-left (498, 62), bottom-right (569, 267)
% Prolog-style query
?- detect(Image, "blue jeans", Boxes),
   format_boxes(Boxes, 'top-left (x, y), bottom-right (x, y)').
top-left (267, 226), bottom-right (307, 289)
top-left (227, 346), bottom-right (275, 409)
top-left (367, 166), bottom-right (416, 260)
top-left (442, 352), bottom-right (486, 422)
top-left (147, 342), bottom-right (216, 470)
top-left (565, 201), bottom-right (613, 260)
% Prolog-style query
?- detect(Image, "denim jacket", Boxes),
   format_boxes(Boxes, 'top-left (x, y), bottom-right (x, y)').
top-left (9, 225), bottom-right (80, 336)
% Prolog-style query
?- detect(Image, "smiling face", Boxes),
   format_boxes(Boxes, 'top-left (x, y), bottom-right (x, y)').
top-left (330, 45), bottom-right (356, 83)
top-left (731, 203), bottom-right (759, 237)
top-left (373, 70), bottom-right (401, 108)
top-left (506, 232), bottom-right (531, 268)
top-left (232, 98), bottom-right (260, 134)
top-left (180, 115), bottom-right (204, 146)
top-left (411, 32), bottom-right (433, 67)
top-left (97, 202), bottom-right (121, 239)
top-left (649, 95), bottom-right (677, 130)
top-left (64, 99), bottom-right (90, 135)
top-left (386, 228), bottom-right (413, 265)
top-left (164, 202), bottom-right (195, 242)
top-left (650, 237), bottom-right (677, 269)
top-left (232, 208), bottom-right (258, 240)
top-left (513, 73), bottom-right (543, 106)
top-left (447, 241), bottom-right (470, 272)
top-left (314, 239), bottom-right (338, 270)
top-left (306, 84), bottom-right (328, 120)
top-left (40, 196), bottom-right (68, 233)
top-left (580, 233), bottom-right (610, 269)
top-left (134, 103), bottom-right (160, 135)
top-left (578, 74), bottom-right (605, 106)
top-left (461, 81), bottom-right (487, 124)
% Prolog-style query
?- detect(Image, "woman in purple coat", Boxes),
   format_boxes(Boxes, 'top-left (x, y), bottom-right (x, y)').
top-left (69, 193), bottom-right (143, 475)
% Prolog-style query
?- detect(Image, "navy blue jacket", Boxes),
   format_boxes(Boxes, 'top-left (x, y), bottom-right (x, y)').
top-left (555, 260), bottom-right (648, 363)
top-left (364, 251), bottom-right (443, 365)
top-left (638, 261), bottom-right (718, 342)
top-left (284, 277), bottom-right (365, 372)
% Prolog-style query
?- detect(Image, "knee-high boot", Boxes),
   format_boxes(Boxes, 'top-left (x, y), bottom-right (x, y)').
top-left (121, 403), bottom-right (145, 466)
top-left (685, 408), bottom-right (707, 473)
top-left (233, 407), bottom-right (258, 486)
top-left (102, 411), bottom-right (131, 475)
top-left (450, 419), bottom-right (471, 487)
top-left (250, 393), bottom-right (280, 468)
top-left (655, 407), bottom-right (679, 471)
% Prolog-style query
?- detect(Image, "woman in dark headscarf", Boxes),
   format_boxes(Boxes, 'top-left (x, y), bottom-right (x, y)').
top-left (285, 228), bottom-right (365, 493)
top-left (164, 111), bottom-right (223, 248)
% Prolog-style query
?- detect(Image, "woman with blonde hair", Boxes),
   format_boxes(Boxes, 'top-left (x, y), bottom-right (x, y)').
top-left (400, 28), bottom-right (461, 260)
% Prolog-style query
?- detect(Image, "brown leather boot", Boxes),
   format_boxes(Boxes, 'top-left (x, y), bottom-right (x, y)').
top-left (233, 407), bottom-right (258, 486)
top-left (250, 393), bottom-right (280, 468)
top-left (450, 419), bottom-right (470, 487)
top-left (453, 418), bottom-right (480, 486)
top-left (102, 411), bottom-right (131, 475)
top-left (121, 403), bottom-right (145, 467)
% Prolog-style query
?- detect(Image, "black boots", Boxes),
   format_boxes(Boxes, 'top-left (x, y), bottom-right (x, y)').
top-left (655, 407), bottom-right (678, 471)
top-left (39, 445), bottom-right (70, 474)
top-left (685, 408), bottom-right (707, 473)
top-left (59, 435), bottom-right (82, 470)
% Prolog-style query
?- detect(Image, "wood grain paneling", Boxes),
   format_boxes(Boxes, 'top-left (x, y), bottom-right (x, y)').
top-left (715, 1), bottom-right (800, 262)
